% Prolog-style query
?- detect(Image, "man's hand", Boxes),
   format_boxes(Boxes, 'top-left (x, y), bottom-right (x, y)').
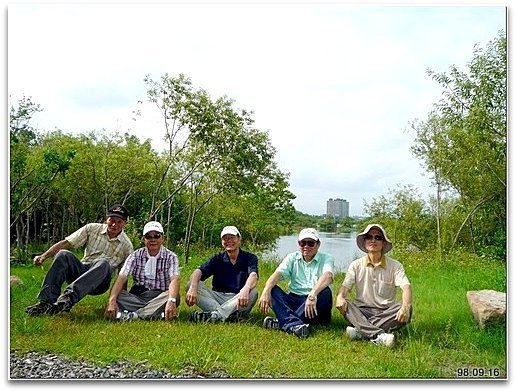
top-left (185, 287), bottom-right (198, 307)
top-left (258, 292), bottom-right (271, 313)
top-left (33, 255), bottom-right (45, 266)
top-left (105, 301), bottom-right (118, 320)
top-left (395, 304), bottom-right (411, 323)
top-left (304, 295), bottom-right (318, 319)
top-left (335, 297), bottom-right (348, 316)
top-left (164, 301), bottom-right (178, 321)
top-left (238, 287), bottom-right (250, 309)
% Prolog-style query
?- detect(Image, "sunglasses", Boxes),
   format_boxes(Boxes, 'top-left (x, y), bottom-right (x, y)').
top-left (298, 240), bottom-right (317, 248)
top-left (364, 234), bottom-right (384, 241)
top-left (144, 233), bottom-right (163, 239)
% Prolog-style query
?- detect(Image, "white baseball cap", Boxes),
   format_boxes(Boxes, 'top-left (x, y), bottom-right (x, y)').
top-left (298, 228), bottom-right (320, 242)
top-left (220, 225), bottom-right (240, 237)
top-left (143, 221), bottom-right (164, 235)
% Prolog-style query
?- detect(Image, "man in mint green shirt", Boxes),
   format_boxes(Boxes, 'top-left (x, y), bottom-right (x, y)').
top-left (259, 228), bottom-right (334, 338)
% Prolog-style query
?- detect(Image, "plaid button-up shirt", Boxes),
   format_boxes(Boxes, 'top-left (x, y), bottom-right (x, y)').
top-left (119, 246), bottom-right (180, 291)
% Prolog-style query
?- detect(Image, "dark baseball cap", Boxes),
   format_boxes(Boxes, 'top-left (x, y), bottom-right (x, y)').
top-left (107, 204), bottom-right (129, 221)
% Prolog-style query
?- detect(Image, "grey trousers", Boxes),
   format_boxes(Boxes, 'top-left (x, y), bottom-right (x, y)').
top-left (116, 289), bottom-right (181, 320)
top-left (186, 281), bottom-right (257, 321)
top-left (38, 250), bottom-right (112, 305)
top-left (344, 299), bottom-right (412, 338)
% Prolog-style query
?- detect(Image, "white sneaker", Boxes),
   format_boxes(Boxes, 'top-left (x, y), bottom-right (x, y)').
top-left (116, 310), bottom-right (139, 321)
top-left (346, 326), bottom-right (364, 340)
top-left (370, 332), bottom-right (395, 348)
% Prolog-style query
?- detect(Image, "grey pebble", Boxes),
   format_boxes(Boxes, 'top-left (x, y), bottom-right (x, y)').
top-left (10, 350), bottom-right (231, 379)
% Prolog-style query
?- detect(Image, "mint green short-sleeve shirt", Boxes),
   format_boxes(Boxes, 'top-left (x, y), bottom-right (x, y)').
top-left (276, 251), bottom-right (334, 295)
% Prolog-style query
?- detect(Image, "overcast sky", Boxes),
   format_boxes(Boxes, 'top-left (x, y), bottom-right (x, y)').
top-left (7, 1), bottom-right (506, 216)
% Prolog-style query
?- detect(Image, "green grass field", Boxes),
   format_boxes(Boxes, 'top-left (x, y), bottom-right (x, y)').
top-left (9, 249), bottom-right (507, 379)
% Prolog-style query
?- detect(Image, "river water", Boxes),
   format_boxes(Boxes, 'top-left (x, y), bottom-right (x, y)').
top-left (262, 232), bottom-right (364, 272)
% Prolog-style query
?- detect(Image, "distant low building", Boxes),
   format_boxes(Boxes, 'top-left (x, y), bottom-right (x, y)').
top-left (326, 198), bottom-right (349, 218)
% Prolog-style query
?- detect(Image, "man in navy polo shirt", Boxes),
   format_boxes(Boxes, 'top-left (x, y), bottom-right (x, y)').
top-left (185, 225), bottom-right (259, 323)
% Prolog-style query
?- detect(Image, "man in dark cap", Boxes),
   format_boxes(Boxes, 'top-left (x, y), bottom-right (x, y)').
top-left (25, 204), bottom-right (134, 316)
top-left (335, 223), bottom-right (412, 348)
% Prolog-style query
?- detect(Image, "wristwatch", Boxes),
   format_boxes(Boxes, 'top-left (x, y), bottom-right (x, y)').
top-left (307, 294), bottom-right (316, 302)
top-left (167, 297), bottom-right (177, 303)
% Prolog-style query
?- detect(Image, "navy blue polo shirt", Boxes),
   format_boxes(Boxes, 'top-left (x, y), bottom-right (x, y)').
top-left (199, 249), bottom-right (259, 294)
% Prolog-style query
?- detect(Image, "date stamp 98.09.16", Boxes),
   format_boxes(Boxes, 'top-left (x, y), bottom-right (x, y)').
top-left (455, 368), bottom-right (502, 378)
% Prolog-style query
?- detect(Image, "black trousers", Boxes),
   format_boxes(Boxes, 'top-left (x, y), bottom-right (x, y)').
top-left (38, 249), bottom-right (112, 305)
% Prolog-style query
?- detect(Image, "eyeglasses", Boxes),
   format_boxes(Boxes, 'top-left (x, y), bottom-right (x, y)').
top-left (364, 234), bottom-right (384, 241)
top-left (144, 233), bottom-right (163, 239)
top-left (298, 240), bottom-right (317, 248)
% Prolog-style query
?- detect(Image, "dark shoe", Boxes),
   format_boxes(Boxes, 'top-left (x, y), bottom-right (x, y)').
top-left (54, 294), bottom-right (73, 313)
top-left (290, 324), bottom-right (310, 339)
top-left (262, 316), bottom-right (280, 330)
top-left (227, 311), bottom-right (244, 323)
top-left (116, 310), bottom-right (139, 321)
top-left (25, 301), bottom-right (58, 316)
top-left (189, 310), bottom-right (214, 323)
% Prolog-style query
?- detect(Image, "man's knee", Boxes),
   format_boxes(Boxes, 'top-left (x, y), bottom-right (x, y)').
top-left (249, 287), bottom-right (258, 302)
top-left (270, 285), bottom-right (283, 298)
top-left (55, 249), bottom-right (73, 257)
top-left (91, 258), bottom-right (112, 274)
top-left (53, 249), bottom-right (75, 264)
top-left (317, 287), bottom-right (333, 302)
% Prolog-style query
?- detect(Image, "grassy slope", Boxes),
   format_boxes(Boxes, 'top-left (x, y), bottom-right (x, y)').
top-left (9, 250), bottom-right (507, 379)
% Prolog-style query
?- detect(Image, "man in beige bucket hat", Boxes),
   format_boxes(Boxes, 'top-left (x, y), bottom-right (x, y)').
top-left (335, 223), bottom-right (412, 348)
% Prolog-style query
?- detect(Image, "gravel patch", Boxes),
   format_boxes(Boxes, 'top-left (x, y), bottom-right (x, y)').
top-left (9, 350), bottom-right (231, 379)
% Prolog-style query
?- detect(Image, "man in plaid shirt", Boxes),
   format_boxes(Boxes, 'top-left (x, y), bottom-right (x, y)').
top-left (26, 204), bottom-right (133, 316)
top-left (104, 221), bottom-right (180, 321)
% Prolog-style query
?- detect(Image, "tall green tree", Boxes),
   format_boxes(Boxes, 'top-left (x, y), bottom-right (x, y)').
top-left (410, 31), bottom-right (506, 258)
top-left (143, 74), bottom-right (295, 261)
top-left (10, 77), bottom-right (296, 261)
top-left (9, 97), bottom-right (75, 254)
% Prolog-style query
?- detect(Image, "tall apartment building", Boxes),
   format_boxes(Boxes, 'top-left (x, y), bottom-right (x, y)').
top-left (326, 198), bottom-right (349, 218)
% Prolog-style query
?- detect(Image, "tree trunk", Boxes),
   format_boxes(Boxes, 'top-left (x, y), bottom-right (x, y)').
top-left (452, 194), bottom-right (494, 249)
top-left (166, 195), bottom-right (172, 241)
top-left (468, 219), bottom-right (476, 254)
top-left (435, 172), bottom-right (442, 261)
top-left (61, 205), bottom-right (66, 240)
top-left (45, 197), bottom-right (50, 243)
top-left (184, 185), bottom-right (195, 264)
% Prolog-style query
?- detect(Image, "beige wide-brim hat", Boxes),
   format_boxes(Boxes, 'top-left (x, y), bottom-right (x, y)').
top-left (356, 223), bottom-right (393, 253)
